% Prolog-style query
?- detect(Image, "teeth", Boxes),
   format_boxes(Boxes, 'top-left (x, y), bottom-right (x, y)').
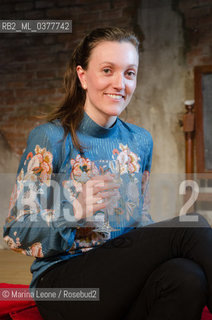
top-left (106, 94), bottom-right (123, 100)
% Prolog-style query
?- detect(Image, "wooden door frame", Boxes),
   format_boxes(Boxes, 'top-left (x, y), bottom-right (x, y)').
top-left (194, 65), bottom-right (212, 173)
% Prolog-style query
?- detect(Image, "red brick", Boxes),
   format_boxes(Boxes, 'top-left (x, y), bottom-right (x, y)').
top-left (0, 4), bottom-right (13, 12)
top-left (22, 121), bottom-right (39, 131)
top-left (42, 36), bottom-right (56, 45)
top-left (196, 0), bottom-right (212, 5)
top-left (13, 109), bottom-right (35, 118)
top-left (0, 39), bottom-right (9, 49)
top-left (57, 6), bottom-right (81, 15)
top-left (1, 122), bottom-right (17, 132)
top-left (25, 62), bottom-right (46, 71)
top-left (3, 132), bottom-right (20, 144)
top-left (56, 34), bottom-right (73, 43)
top-left (23, 52), bottom-right (54, 64)
top-left (197, 13), bottom-right (212, 26)
top-left (46, 7), bottom-right (73, 18)
top-left (36, 70), bottom-right (57, 79)
top-left (77, 12), bottom-right (101, 23)
top-left (85, 2), bottom-right (111, 11)
top-left (66, 1), bottom-right (111, 11)
top-left (13, 54), bottom-right (34, 63)
top-left (14, 2), bottom-right (34, 11)
top-left (22, 79), bottom-right (42, 89)
top-left (200, 56), bottom-right (212, 64)
top-left (0, 90), bottom-right (15, 99)
top-left (12, 141), bottom-right (28, 155)
top-left (15, 89), bottom-right (35, 99)
top-left (0, 0), bottom-right (13, 3)
top-left (185, 16), bottom-right (199, 28)
top-left (4, 37), bottom-right (33, 48)
top-left (7, 81), bottom-right (26, 88)
top-left (49, 78), bottom-right (63, 87)
top-left (0, 12), bottom-right (23, 19)
top-left (48, 43), bottom-right (65, 53)
top-left (100, 8), bottom-right (123, 20)
top-left (50, 95), bottom-right (64, 103)
top-left (74, 0), bottom-right (103, 4)
top-left (1, 97), bottom-right (18, 105)
top-left (35, 1), bottom-right (56, 9)
top-left (36, 88), bottom-right (57, 95)
top-left (56, 87), bottom-right (65, 94)
top-left (178, 0), bottom-right (195, 12)
top-left (21, 72), bottom-right (36, 81)
top-left (187, 55), bottom-right (200, 66)
top-left (71, 21), bottom-right (88, 33)
top-left (197, 27), bottom-right (212, 41)
top-left (123, 5), bottom-right (137, 17)
top-left (56, 0), bottom-right (79, 5)
top-left (0, 107), bottom-right (15, 113)
top-left (186, 6), bottom-right (211, 18)
top-left (6, 63), bottom-right (25, 73)
top-left (110, 0), bottom-right (130, 9)
top-left (25, 10), bottom-right (45, 19)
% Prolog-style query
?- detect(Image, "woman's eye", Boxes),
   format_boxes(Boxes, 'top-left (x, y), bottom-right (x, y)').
top-left (127, 71), bottom-right (136, 77)
top-left (103, 68), bottom-right (111, 74)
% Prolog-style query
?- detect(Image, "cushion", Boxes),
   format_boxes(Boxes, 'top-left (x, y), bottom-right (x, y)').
top-left (0, 283), bottom-right (43, 320)
top-left (202, 306), bottom-right (212, 320)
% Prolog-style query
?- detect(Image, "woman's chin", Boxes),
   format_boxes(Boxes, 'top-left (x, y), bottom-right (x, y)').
top-left (105, 106), bottom-right (125, 117)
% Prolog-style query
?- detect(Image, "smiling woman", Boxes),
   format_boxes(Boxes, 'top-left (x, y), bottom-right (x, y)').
top-left (3, 27), bottom-right (212, 320)
top-left (76, 41), bottom-right (138, 128)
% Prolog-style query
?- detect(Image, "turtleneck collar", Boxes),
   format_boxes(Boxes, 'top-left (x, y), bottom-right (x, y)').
top-left (78, 111), bottom-right (118, 138)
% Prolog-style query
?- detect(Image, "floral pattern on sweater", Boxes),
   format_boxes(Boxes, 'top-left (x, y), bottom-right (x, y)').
top-left (3, 113), bottom-right (153, 289)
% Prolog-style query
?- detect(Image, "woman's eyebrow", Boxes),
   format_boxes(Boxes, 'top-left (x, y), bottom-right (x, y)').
top-left (99, 61), bottom-right (138, 68)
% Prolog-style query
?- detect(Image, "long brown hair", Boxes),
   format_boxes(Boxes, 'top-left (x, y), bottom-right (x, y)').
top-left (46, 27), bottom-right (140, 153)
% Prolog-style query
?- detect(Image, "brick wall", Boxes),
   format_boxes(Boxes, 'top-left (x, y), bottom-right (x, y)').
top-left (177, 0), bottom-right (212, 66)
top-left (0, 0), bottom-right (140, 155)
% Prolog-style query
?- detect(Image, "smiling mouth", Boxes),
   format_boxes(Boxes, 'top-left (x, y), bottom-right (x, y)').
top-left (104, 93), bottom-right (125, 100)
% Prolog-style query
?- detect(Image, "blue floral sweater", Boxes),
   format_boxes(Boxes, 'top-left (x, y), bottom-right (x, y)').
top-left (3, 112), bottom-right (153, 289)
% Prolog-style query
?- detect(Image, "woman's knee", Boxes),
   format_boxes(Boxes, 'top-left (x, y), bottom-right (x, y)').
top-left (141, 258), bottom-right (207, 320)
top-left (191, 213), bottom-right (211, 227)
top-left (162, 258), bottom-right (208, 302)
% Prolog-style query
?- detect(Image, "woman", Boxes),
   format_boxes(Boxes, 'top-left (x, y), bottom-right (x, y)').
top-left (3, 27), bottom-right (212, 320)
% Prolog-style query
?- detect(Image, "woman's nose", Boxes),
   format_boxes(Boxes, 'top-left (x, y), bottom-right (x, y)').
top-left (112, 73), bottom-right (125, 90)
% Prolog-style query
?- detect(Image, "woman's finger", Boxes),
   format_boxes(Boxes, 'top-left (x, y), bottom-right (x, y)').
top-left (90, 174), bottom-right (114, 182)
top-left (92, 182), bottom-right (120, 195)
top-left (99, 190), bottom-right (120, 199)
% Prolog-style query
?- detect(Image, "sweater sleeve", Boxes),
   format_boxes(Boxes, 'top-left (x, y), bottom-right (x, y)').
top-left (3, 123), bottom-right (85, 258)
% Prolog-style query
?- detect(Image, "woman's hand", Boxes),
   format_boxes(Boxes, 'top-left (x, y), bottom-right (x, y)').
top-left (73, 174), bottom-right (120, 221)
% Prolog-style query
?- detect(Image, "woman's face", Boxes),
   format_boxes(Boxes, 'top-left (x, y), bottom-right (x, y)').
top-left (77, 40), bottom-right (139, 128)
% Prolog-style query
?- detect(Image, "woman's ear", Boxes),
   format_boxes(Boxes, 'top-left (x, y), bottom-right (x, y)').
top-left (76, 65), bottom-right (87, 90)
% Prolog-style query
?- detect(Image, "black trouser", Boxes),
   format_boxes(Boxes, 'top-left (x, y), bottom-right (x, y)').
top-left (36, 214), bottom-right (212, 320)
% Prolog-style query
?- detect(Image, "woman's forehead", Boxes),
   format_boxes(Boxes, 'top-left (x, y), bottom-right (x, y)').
top-left (88, 41), bottom-right (139, 67)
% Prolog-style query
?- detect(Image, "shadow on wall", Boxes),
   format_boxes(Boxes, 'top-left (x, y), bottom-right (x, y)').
top-left (0, 132), bottom-right (19, 249)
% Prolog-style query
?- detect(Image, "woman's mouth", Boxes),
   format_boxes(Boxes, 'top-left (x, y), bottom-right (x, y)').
top-left (104, 93), bottom-right (124, 100)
